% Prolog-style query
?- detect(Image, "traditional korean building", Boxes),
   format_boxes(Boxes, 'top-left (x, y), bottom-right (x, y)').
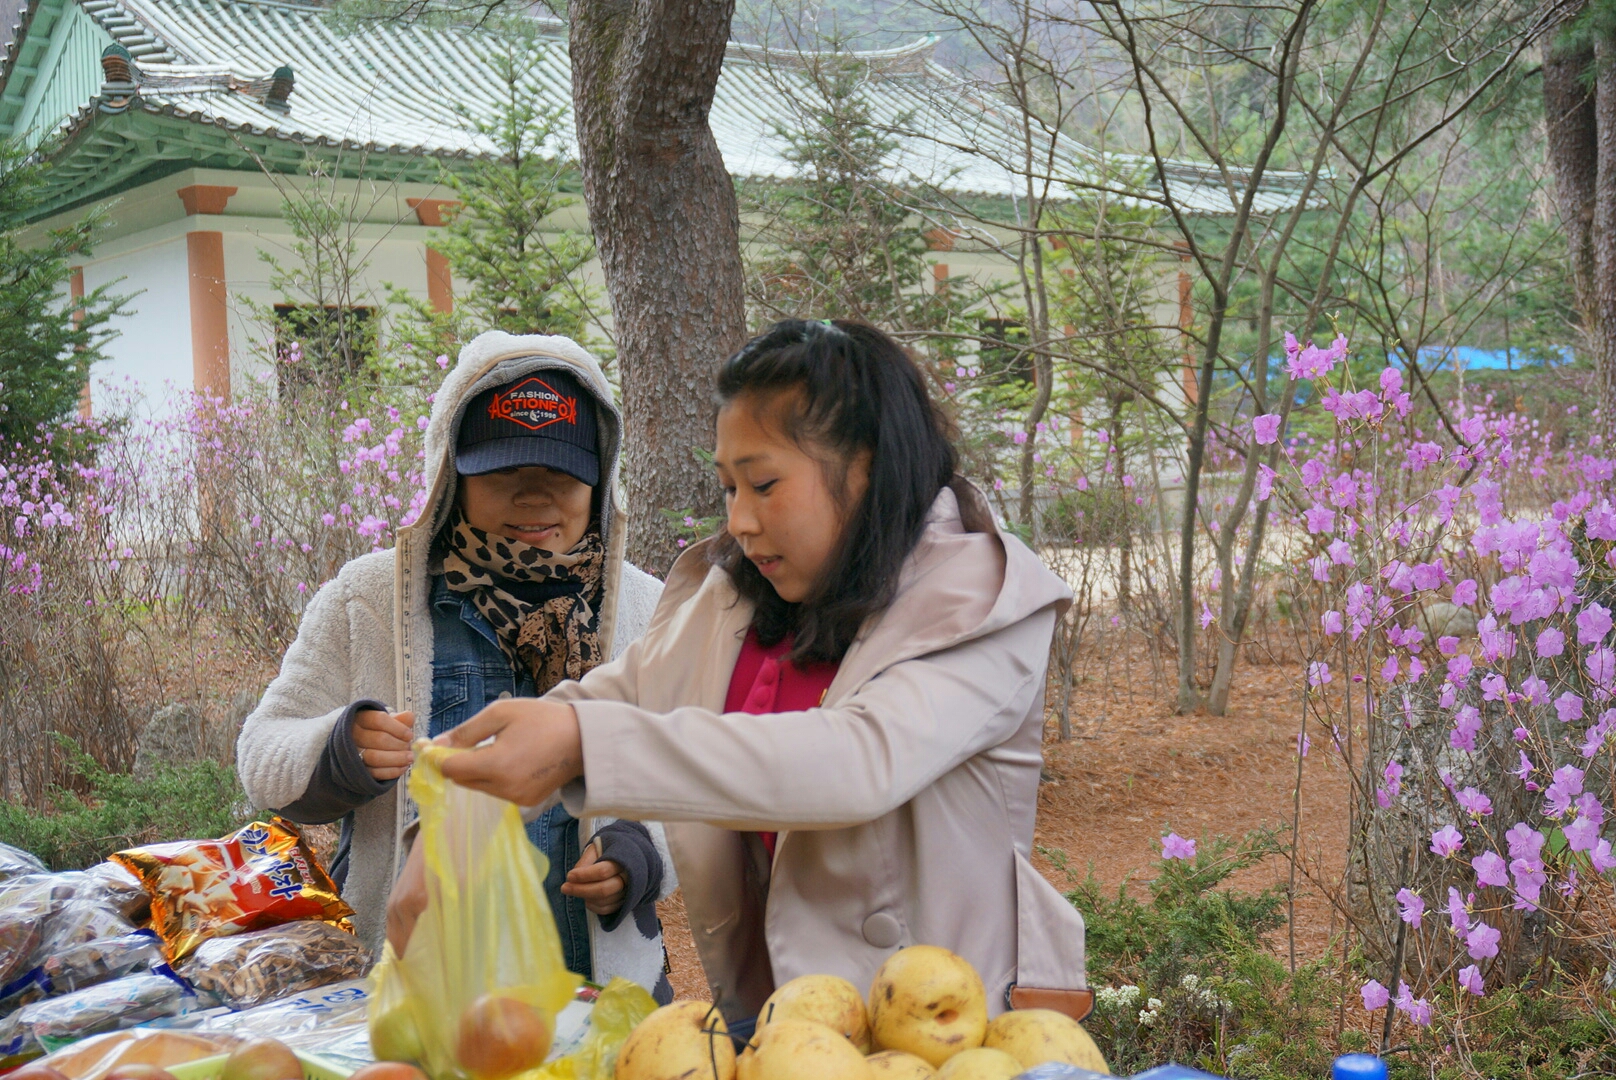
top-left (0, 0), bottom-right (1309, 410)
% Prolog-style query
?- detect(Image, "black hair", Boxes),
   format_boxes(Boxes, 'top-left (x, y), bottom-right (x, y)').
top-left (712, 318), bottom-right (961, 664)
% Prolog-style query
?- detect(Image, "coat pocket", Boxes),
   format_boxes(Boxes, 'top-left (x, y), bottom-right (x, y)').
top-left (1011, 851), bottom-right (1091, 1019)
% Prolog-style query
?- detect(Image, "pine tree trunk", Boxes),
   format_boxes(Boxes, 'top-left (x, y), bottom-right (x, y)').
top-left (1543, 39), bottom-right (1597, 328)
top-left (568, 0), bottom-right (749, 573)
top-left (1594, 34), bottom-right (1616, 437)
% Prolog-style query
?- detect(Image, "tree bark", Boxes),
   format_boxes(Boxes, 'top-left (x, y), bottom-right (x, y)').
top-left (568, 0), bottom-right (749, 573)
top-left (1545, 38), bottom-right (1598, 354)
top-left (1595, 34), bottom-right (1616, 438)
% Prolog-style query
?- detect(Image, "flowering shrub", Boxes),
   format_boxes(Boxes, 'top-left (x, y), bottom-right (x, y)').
top-left (0, 360), bottom-right (437, 801)
top-left (1236, 333), bottom-right (1616, 1043)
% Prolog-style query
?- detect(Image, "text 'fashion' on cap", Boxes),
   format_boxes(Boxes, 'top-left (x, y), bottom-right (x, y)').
top-left (455, 366), bottom-right (600, 485)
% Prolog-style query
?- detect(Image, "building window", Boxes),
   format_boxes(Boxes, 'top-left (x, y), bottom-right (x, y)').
top-left (274, 304), bottom-right (377, 396)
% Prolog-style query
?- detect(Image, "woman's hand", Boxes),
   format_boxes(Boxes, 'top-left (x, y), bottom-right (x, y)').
top-left (386, 835), bottom-right (427, 955)
top-left (433, 698), bottom-right (584, 807)
top-left (353, 708), bottom-right (415, 782)
top-left (562, 842), bottom-right (626, 916)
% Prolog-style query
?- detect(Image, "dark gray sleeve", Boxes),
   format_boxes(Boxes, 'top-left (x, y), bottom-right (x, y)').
top-left (590, 820), bottom-right (663, 934)
top-left (276, 699), bottom-right (397, 824)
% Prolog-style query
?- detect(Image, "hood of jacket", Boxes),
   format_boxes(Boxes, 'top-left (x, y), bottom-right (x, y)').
top-left (393, 331), bottom-right (633, 694)
top-left (406, 330), bottom-right (626, 559)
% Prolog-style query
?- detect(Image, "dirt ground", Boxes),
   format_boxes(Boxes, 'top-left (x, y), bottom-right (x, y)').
top-left (656, 647), bottom-right (1350, 998)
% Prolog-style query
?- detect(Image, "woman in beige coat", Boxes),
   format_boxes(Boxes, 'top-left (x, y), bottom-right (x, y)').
top-left (391, 320), bottom-right (1090, 1031)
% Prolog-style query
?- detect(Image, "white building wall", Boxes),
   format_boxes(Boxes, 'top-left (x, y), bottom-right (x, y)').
top-left (83, 234), bottom-right (193, 416)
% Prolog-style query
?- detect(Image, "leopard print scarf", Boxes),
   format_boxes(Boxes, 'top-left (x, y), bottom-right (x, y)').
top-left (440, 511), bottom-right (606, 693)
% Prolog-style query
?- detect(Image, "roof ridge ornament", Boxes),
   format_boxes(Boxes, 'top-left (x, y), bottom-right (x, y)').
top-left (264, 64), bottom-right (293, 112)
top-left (99, 43), bottom-right (138, 113)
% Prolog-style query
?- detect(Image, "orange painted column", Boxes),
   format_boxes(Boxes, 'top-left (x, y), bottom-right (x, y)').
top-left (187, 231), bottom-right (231, 400)
top-left (408, 198), bottom-right (460, 314)
top-left (177, 184), bottom-right (238, 400)
top-left (71, 267), bottom-right (91, 418)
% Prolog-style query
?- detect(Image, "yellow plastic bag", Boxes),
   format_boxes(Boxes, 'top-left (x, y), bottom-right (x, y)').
top-left (534, 978), bottom-right (657, 1080)
top-left (368, 742), bottom-right (579, 1080)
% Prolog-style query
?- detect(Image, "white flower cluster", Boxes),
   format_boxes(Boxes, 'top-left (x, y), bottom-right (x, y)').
top-left (1180, 973), bottom-right (1231, 1012)
top-left (1138, 996), bottom-right (1165, 1026)
top-left (1094, 984), bottom-right (1141, 1012)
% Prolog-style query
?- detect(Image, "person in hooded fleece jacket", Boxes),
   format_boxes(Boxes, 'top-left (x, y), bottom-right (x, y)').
top-left (237, 331), bottom-right (675, 1001)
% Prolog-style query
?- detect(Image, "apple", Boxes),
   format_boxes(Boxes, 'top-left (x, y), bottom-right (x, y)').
top-left (867, 946), bottom-right (987, 1068)
top-left (220, 1042), bottom-right (303, 1080)
top-left (455, 994), bottom-right (553, 1080)
top-left (348, 1065), bottom-right (429, 1080)
top-left (758, 975), bottom-right (872, 1052)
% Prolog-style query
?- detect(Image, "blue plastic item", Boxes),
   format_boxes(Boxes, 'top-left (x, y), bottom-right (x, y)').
top-left (1331, 1054), bottom-right (1389, 1080)
top-left (1009, 1066), bottom-right (1111, 1080)
top-left (1129, 1067), bottom-right (1229, 1080)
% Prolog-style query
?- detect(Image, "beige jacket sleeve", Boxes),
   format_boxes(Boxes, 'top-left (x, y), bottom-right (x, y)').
top-left (553, 608), bottom-right (1055, 831)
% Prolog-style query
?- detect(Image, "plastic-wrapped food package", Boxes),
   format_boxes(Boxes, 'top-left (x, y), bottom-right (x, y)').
top-left (32, 1028), bottom-right (243, 1080)
top-left (1010, 1066), bottom-right (1113, 1080)
top-left (200, 981), bottom-right (372, 1072)
top-left (0, 844), bottom-right (46, 884)
top-left (179, 922), bottom-right (371, 1010)
top-left (0, 880), bottom-right (57, 987)
top-left (112, 820), bottom-right (353, 964)
top-left (0, 969), bottom-right (213, 1056)
top-left (42, 931), bottom-right (166, 995)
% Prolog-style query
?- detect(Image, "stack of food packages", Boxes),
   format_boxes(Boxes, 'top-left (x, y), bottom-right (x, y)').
top-left (0, 819), bottom-right (372, 1079)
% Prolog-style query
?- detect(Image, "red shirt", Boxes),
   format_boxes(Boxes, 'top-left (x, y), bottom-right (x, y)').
top-left (723, 627), bottom-right (840, 859)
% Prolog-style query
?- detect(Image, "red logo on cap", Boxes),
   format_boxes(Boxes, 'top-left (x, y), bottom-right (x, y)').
top-left (488, 377), bottom-right (578, 431)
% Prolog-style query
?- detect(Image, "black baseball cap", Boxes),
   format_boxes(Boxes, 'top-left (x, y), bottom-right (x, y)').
top-left (455, 368), bottom-right (601, 486)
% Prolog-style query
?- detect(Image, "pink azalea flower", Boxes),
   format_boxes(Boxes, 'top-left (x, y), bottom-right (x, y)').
top-left (1592, 839), bottom-right (1616, 874)
top-left (1565, 816), bottom-right (1601, 853)
top-left (1361, 980), bottom-right (1390, 1011)
top-left (1252, 414), bottom-right (1281, 445)
top-left (1322, 610), bottom-right (1344, 635)
top-left (1458, 965), bottom-right (1484, 997)
top-left (1465, 921), bottom-right (1501, 960)
top-left (1161, 833), bottom-right (1196, 860)
top-left (1536, 627), bottom-right (1565, 657)
top-left (1452, 578), bottom-right (1479, 606)
top-left (1395, 888), bottom-right (1424, 927)
top-left (1430, 825), bottom-right (1464, 858)
top-left (1472, 851), bottom-right (1508, 888)
top-left (1457, 787), bottom-right (1493, 818)
top-left (1579, 602), bottom-right (1614, 645)
top-left (1556, 692), bottom-right (1585, 722)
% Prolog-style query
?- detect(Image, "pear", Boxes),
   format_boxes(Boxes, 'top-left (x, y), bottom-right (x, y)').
top-left (758, 974), bottom-right (872, 1052)
top-left (935, 1048), bottom-right (1023, 1080)
top-left (615, 1000), bottom-right (735, 1080)
top-left (984, 1008), bottom-right (1109, 1074)
top-left (868, 946), bottom-right (987, 1068)
top-left (736, 1019), bottom-right (870, 1080)
top-left (865, 1050), bottom-right (939, 1078)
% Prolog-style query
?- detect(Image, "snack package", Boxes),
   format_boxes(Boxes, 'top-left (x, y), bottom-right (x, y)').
top-left (180, 921), bottom-right (371, 1010)
top-left (0, 969), bottom-right (210, 1056)
top-left (366, 742), bottom-right (578, 1079)
top-left (32, 1028), bottom-right (243, 1080)
top-left (111, 819), bottom-right (354, 964)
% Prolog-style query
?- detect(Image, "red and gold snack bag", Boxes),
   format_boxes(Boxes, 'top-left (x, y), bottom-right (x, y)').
top-left (110, 818), bottom-right (353, 964)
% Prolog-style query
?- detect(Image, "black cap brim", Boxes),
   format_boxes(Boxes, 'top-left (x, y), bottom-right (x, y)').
top-left (455, 437), bottom-right (600, 486)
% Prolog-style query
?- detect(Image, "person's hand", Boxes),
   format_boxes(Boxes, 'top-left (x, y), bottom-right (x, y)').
top-left (433, 698), bottom-right (583, 806)
top-left (353, 709), bottom-right (415, 782)
top-left (562, 841), bottom-right (626, 916)
top-left (386, 835), bottom-right (427, 955)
